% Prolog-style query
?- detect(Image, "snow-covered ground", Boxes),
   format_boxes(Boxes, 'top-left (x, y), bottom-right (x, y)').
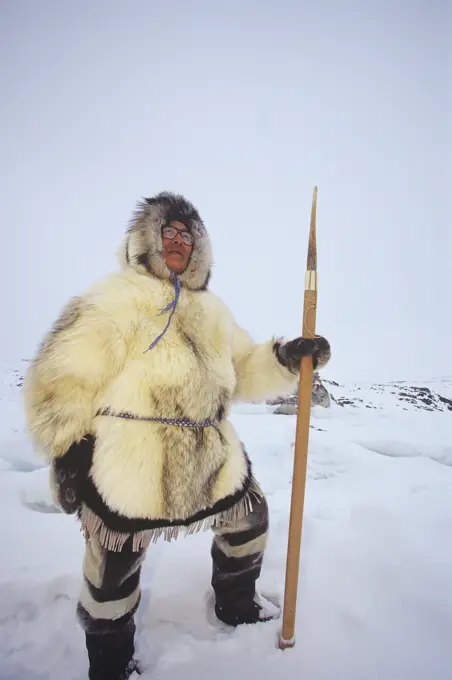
top-left (1, 361), bottom-right (452, 680)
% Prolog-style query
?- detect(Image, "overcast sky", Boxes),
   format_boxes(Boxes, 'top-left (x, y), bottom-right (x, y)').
top-left (1, 0), bottom-right (450, 383)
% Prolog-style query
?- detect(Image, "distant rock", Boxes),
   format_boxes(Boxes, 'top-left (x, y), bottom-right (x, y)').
top-left (268, 375), bottom-right (452, 415)
top-left (274, 403), bottom-right (298, 415)
top-left (312, 372), bottom-right (331, 408)
top-left (270, 372), bottom-right (331, 414)
top-left (328, 378), bottom-right (452, 413)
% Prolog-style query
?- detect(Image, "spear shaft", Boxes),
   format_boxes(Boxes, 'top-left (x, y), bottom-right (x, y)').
top-left (278, 186), bottom-right (318, 649)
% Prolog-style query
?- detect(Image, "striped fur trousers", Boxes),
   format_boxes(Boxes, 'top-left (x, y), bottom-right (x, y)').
top-left (77, 496), bottom-right (269, 678)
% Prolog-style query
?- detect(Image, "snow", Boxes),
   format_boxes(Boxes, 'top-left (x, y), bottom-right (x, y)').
top-left (1, 364), bottom-right (452, 679)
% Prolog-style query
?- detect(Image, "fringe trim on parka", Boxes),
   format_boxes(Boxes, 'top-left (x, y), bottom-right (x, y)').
top-left (79, 476), bottom-right (264, 552)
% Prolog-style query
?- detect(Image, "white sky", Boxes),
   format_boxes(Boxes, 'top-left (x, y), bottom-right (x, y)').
top-left (1, 0), bottom-right (450, 383)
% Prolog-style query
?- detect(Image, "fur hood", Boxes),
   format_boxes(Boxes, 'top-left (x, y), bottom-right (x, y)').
top-left (119, 192), bottom-right (213, 291)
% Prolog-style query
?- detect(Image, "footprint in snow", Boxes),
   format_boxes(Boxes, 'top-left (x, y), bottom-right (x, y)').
top-left (308, 457), bottom-right (347, 481)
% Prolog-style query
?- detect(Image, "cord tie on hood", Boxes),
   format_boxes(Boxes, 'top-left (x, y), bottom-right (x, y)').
top-left (145, 272), bottom-right (181, 352)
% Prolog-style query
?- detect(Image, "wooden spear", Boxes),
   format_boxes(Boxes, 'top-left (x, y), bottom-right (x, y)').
top-left (278, 186), bottom-right (318, 650)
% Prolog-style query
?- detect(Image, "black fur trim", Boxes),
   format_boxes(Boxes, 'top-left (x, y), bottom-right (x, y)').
top-left (82, 452), bottom-right (254, 535)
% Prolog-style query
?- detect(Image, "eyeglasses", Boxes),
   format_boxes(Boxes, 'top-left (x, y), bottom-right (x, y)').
top-left (162, 225), bottom-right (193, 246)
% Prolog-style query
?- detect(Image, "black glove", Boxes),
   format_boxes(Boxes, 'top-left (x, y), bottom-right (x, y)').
top-left (50, 434), bottom-right (94, 514)
top-left (274, 336), bottom-right (331, 374)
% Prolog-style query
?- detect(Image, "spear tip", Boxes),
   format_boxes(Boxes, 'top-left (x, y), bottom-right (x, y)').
top-left (307, 186), bottom-right (317, 271)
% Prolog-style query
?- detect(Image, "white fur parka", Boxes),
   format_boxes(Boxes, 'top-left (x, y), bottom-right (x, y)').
top-left (23, 193), bottom-right (329, 550)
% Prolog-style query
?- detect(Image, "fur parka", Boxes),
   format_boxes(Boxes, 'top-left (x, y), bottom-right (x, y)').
top-left (23, 192), bottom-right (330, 551)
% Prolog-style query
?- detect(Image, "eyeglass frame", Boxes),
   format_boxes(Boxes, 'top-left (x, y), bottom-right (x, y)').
top-left (161, 224), bottom-right (194, 246)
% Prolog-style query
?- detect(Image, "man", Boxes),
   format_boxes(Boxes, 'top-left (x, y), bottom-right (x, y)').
top-left (24, 192), bottom-right (331, 680)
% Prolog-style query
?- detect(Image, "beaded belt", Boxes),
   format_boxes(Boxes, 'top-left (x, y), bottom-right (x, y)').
top-left (96, 407), bottom-right (217, 429)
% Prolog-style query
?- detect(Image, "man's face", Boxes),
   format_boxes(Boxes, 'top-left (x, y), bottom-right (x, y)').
top-left (162, 220), bottom-right (193, 274)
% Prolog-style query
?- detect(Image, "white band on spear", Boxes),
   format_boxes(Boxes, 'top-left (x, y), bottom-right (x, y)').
top-left (278, 186), bottom-right (318, 650)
